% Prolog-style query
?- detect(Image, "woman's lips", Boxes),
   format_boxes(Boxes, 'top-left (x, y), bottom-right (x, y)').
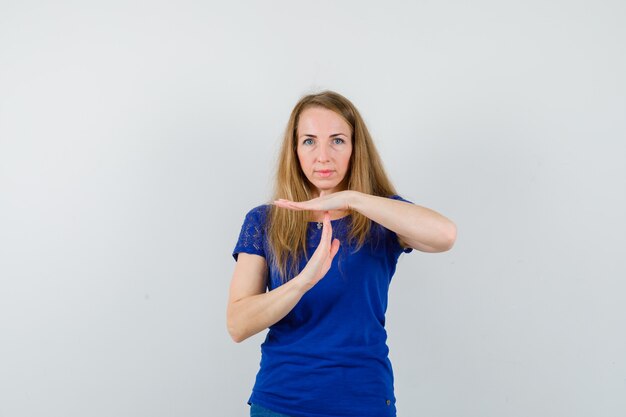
top-left (315, 170), bottom-right (334, 178)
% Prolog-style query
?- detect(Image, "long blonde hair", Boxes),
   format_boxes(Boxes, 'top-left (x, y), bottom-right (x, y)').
top-left (267, 90), bottom-right (398, 282)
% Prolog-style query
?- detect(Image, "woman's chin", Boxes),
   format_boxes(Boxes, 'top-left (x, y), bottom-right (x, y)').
top-left (306, 177), bottom-right (348, 196)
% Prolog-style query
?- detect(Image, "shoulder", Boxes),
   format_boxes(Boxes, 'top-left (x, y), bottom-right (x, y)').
top-left (241, 204), bottom-right (272, 227)
top-left (233, 204), bottom-right (272, 261)
top-left (244, 203), bottom-right (271, 217)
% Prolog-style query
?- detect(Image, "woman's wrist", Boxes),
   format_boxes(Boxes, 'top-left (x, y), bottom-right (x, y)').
top-left (347, 190), bottom-right (369, 213)
top-left (292, 269), bottom-right (316, 293)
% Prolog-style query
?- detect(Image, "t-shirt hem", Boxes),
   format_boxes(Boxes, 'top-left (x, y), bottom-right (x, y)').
top-left (248, 391), bottom-right (396, 417)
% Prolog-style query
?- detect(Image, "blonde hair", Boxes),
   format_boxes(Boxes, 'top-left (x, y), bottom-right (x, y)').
top-left (267, 90), bottom-right (398, 281)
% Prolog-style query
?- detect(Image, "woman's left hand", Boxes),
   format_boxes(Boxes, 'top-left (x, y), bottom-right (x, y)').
top-left (273, 190), bottom-right (356, 212)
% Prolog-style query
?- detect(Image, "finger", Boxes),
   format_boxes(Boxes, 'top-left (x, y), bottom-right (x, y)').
top-left (323, 211), bottom-right (331, 235)
top-left (320, 211), bottom-right (332, 245)
top-left (312, 214), bottom-right (335, 265)
top-left (273, 200), bottom-right (304, 210)
top-left (285, 201), bottom-right (306, 208)
top-left (329, 238), bottom-right (341, 259)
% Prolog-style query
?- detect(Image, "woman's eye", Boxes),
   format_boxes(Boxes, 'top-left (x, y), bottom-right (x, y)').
top-left (333, 138), bottom-right (345, 145)
top-left (303, 138), bottom-right (314, 145)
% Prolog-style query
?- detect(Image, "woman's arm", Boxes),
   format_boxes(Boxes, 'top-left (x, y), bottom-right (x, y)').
top-left (274, 191), bottom-right (456, 253)
top-left (348, 192), bottom-right (456, 253)
top-left (227, 212), bottom-right (340, 343)
top-left (227, 253), bottom-right (310, 343)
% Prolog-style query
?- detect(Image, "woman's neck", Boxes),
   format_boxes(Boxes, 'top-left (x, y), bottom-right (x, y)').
top-left (309, 209), bottom-right (349, 222)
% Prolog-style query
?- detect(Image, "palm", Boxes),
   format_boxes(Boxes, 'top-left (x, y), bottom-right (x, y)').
top-left (274, 190), bottom-right (351, 213)
top-left (301, 212), bottom-right (341, 285)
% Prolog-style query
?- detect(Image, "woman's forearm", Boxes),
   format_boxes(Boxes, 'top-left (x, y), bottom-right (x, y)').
top-left (227, 273), bottom-right (312, 343)
top-left (349, 192), bottom-right (456, 252)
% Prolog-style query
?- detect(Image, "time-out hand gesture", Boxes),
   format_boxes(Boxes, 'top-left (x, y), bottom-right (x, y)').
top-left (299, 211), bottom-right (341, 289)
top-left (273, 190), bottom-right (354, 213)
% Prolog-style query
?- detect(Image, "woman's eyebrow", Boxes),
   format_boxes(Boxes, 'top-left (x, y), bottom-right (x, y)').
top-left (301, 133), bottom-right (348, 137)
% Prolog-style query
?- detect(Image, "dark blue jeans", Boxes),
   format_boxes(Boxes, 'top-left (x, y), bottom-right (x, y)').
top-left (250, 403), bottom-right (293, 417)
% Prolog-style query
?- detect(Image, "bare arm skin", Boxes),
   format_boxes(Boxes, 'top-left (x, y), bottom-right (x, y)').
top-left (227, 212), bottom-right (340, 343)
top-left (229, 192), bottom-right (456, 342)
top-left (274, 191), bottom-right (457, 253)
top-left (348, 192), bottom-right (456, 253)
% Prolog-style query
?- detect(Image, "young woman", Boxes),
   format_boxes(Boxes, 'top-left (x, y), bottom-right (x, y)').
top-left (228, 90), bottom-right (456, 417)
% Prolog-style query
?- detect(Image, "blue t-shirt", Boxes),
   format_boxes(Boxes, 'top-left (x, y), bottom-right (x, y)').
top-left (232, 195), bottom-right (413, 417)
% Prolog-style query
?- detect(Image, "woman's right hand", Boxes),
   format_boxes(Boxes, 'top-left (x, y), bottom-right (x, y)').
top-left (299, 211), bottom-right (341, 289)
top-left (227, 211), bottom-right (340, 342)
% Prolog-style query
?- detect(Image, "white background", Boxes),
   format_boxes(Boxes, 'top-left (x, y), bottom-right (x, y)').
top-left (1, 1), bottom-right (625, 416)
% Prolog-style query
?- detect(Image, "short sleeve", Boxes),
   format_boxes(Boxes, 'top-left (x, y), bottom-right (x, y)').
top-left (387, 195), bottom-right (414, 254)
top-left (232, 205), bottom-right (269, 261)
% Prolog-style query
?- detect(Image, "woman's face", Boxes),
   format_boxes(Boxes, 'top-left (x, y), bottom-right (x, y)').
top-left (296, 106), bottom-right (353, 196)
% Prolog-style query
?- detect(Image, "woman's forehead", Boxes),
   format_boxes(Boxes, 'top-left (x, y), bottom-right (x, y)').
top-left (297, 107), bottom-right (351, 135)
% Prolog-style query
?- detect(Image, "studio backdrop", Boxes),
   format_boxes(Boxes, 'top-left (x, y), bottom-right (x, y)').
top-left (0, 1), bottom-right (624, 416)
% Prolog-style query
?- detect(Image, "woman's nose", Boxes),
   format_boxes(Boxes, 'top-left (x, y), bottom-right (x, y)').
top-left (317, 144), bottom-right (330, 162)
